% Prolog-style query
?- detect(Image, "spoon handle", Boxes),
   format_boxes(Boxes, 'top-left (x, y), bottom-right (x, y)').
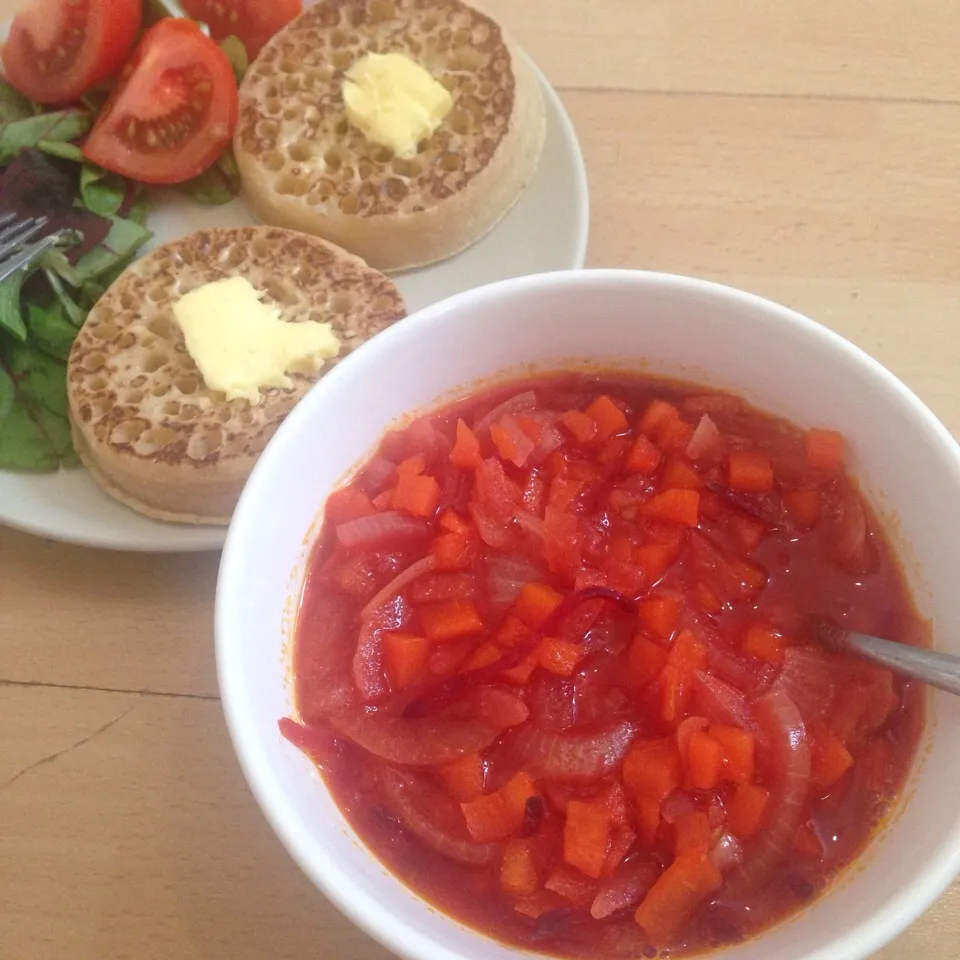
top-left (840, 630), bottom-right (960, 697)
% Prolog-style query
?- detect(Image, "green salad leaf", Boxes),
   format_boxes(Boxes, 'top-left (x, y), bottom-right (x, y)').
top-left (80, 163), bottom-right (127, 217)
top-left (0, 270), bottom-right (28, 341)
top-left (220, 36), bottom-right (249, 83)
top-left (0, 366), bottom-right (13, 422)
top-left (0, 400), bottom-right (60, 471)
top-left (0, 109), bottom-right (93, 163)
top-left (36, 140), bottom-right (86, 162)
top-left (0, 80), bottom-right (31, 125)
top-left (26, 301), bottom-right (77, 361)
top-left (184, 147), bottom-right (242, 205)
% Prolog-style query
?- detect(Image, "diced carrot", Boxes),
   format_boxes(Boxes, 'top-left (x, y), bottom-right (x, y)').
top-left (624, 433), bottom-right (662, 475)
top-left (500, 647), bottom-right (541, 685)
top-left (627, 635), bottom-right (668, 689)
top-left (438, 752), bottom-right (486, 802)
top-left (459, 639), bottom-right (504, 673)
top-left (709, 725), bottom-right (755, 784)
top-left (657, 417), bottom-right (695, 454)
top-left (491, 419), bottom-right (525, 464)
top-left (784, 487), bottom-right (822, 529)
top-left (623, 738), bottom-right (683, 802)
top-left (660, 630), bottom-right (709, 723)
top-left (743, 623), bottom-right (787, 665)
top-left (544, 864), bottom-right (596, 906)
top-left (325, 486), bottom-right (376, 524)
top-left (431, 533), bottom-right (476, 571)
top-left (673, 810), bottom-right (713, 855)
top-left (726, 556), bottom-right (768, 599)
top-left (794, 823), bottom-right (825, 859)
top-left (635, 796), bottom-right (662, 847)
top-left (725, 782), bottom-right (770, 838)
top-left (560, 409), bottom-right (599, 445)
top-left (493, 614), bottom-right (530, 649)
top-left (461, 772), bottom-right (538, 842)
top-left (728, 513), bottom-right (766, 552)
top-left (727, 449), bottom-right (774, 494)
top-left (639, 594), bottom-right (681, 640)
top-left (805, 428), bottom-right (844, 473)
top-left (642, 489), bottom-right (699, 527)
top-left (450, 419), bottom-right (482, 469)
top-left (513, 582), bottom-right (565, 628)
top-left (393, 472), bottom-right (441, 517)
top-left (373, 488), bottom-right (395, 510)
top-left (396, 455), bottom-right (426, 477)
top-left (598, 435), bottom-right (631, 468)
top-left (660, 456), bottom-right (703, 490)
top-left (513, 891), bottom-right (561, 919)
top-left (586, 394), bottom-right (630, 443)
top-left (639, 399), bottom-right (680, 438)
top-left (538, 637), bottom-right (584, 677)
top-left (693, 580), bottom-right (723, 614)
top-left (685, 730), bottom-right (724, 791)
top-left (419, 599), bottom-right (484, 643)
top-left (809, 721), bottom-right (854, 791)
top-left (603, 824), bottom-right (638, 876)
top-left (564, 799), bottom-right (612, 879)
top-left (382, 631), bottom-right (430, 690)
top-left (516, 415), bottom-right (545, 444)
top-left (428, 641), bottom-right (471, 677)
top-left (501, 838), bottom-right (541, 896)
top-left (478, 687), bottom-right (529, 728)
top-left (634, 849), bottom-right (722, 944)
top-left (438, 508), bottom-right (471, 535)
top-left (634, 543), bottom-right (682, 586)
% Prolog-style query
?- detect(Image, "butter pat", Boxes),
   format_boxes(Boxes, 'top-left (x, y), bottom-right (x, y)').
top-left (342, 52), bottom-right (453, 159)
top-left (172, 277), bottom-right (341, 405)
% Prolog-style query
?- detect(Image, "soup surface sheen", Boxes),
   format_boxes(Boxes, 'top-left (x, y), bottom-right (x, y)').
top-left (285, 373), bottom-right (925, 958)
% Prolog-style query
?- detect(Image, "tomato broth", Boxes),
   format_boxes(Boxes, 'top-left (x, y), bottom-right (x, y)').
top-left (284, 373), bottom-right (926, 958)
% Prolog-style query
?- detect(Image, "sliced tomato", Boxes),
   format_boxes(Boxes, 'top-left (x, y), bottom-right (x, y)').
top-left (2, 0), bottom-right (141, 104)
top-left (181, 0), bottom-right (302, 57)
top-left (82, 19), bottom-right (238, 185)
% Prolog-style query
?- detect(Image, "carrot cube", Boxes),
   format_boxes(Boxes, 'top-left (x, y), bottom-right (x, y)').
top-left (431, 533), bottom-right (476, 571)
top-left (450, 419), bottom-right (482, 469)
top-left (805, 428), bottom-right (844, 473)
top-left (623, 738), bottom-right (683, 802)
top-left (809, 721), bottom-right (854, 791)
top-left (545, 865), bottom-right (596, 906)
top-left (586, 394), bottom-right (630, 442)
top-left (709, 725), bottom-right (755, 784)
top-left (560, 409), bottom-right (599, 445)
top-left (727, 449), bottom-right (774, 494)
top-left (419, 599), bottom-right (484, 643)
top-left (743, 623), bottom-right (787, 665)
top-left (325, 486), bottom-right (376, 524)
top-left (501, 838), bottom-right (541, 896)
top-left (784, 487), bottom-right (822, 529)
top-left (627, 635), bottom-right (668, 689)
top-left (636, 796), bottom-right (662, 847)
top-left (639, 399), bottom-right (680, 438)
top-left (726, 782), bottom-right (770, 838)
top-left (538, 637), bottom-right (584, 677)
top-left (673, 810), bottom-right (713, 855)
top-left (500, 647), bottom-right (541, 685)
top-left (685, 731), bottom-right (724, 791)
top-left (564, 799), bottom-right (612, 879)
top-left (634, 850), bottom-right (722, 944)
top-left (513, 582), bottom-right (565, 628)
top-left (438, 752), bottom-right (485, 802)
top-left (396, 455), bottom-right (426, 477)
top-left (639, 595), bottom-right (681, 640)
top-left (382, 631), bottom-right (430, 690)
top-left (641, 489), bottom-right (699, 527)
top-left (461, 772), bottom-right (538, 842)
top-left (660, 630), bottom-right (709, 723)
top-left (660, 456), bottom-right (703, 490)
top-left (393, 472), bottom-right (441, 517)
top-left (624, 433), bottom-right (662, 475)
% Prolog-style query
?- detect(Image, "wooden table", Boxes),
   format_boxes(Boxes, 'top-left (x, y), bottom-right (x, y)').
top-left (3, 2), bottom-right (960, 957)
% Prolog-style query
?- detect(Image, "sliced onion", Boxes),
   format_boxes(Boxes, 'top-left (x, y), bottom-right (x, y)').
top-left (475, 390), bottom-right (537, 434)
top-left (486, 552), bottom-right (544, 608)
top-left (591, 857), bottom-right (660, 919)
top-left (676, 716), bottom-right (708, 762)
top-left (409, 572), bottom-right (477, 604)
top-left (723, 688), bottom-right (811, 897)
top-left (381, 768), bottom-right (498, 865)
top-left (709, 832), bottom-right (744, 872)
top-left (503, 718), bottom-right (638, 783)
top-left (358, 456), bottom-right (397, 495)
top-left (660, 789), bottom-right (699, 825)
top-left (336, 511), bottom-right (428, 549)
top-left (497, 415), bottom-right (536, 467)
top-left (471, 507), bottom-right (518, 551)
top-left (477, 685), bottom-right (531, 729)
top-left (330, 709), bottom-right (498, 766)
top-left (515, 509), bottom-right (546, 540)
top-left (528, 672), bottom-right (578, 732)
top-left (353, 619), bottom-right (390, 702)
top-left (361, 555), bottom-right (437, 620)
top-left (533, 421), bottom-right (564, 461)
top-left (693, 672), bottom-right (758, 732)
top-left (686, 414), bottom-right (723, 462)
top-left (768, 646), bottom-right (843, 722)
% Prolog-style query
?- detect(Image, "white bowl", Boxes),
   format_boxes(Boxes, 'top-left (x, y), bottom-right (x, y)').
top-left (216, 270), bottom-right (960, 960)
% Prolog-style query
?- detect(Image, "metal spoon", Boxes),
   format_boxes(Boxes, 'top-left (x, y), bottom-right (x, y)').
top-left (815, 617), bottom-right (960, 697)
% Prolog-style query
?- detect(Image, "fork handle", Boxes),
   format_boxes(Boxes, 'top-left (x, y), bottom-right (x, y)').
top-left (0, 233), bottom-right (62, 285)
top-left (841, 630), bottom-right (960, 697)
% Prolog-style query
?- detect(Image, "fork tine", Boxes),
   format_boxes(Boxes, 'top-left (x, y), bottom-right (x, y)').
top-left (0, 233), bottom-right (62, 286)
top-left (0, 215), bottom-right (49, 255)
top-left (0, 211), bottom-right (16, 229)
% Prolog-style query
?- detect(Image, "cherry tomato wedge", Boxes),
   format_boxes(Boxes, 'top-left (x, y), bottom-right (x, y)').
top-left (2, 0), bottom-right (141, 104)
top-left (181, 0), bottom-right (302, 57)
top-left (82, 19), bottom-right (238, 185)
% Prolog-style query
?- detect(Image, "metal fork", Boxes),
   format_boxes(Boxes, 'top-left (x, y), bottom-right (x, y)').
top-left (0, 211), bottom-right (64, 285)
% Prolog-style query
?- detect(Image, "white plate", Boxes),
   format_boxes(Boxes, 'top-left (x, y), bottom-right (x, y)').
top-left (0, 65), bottom-right (588, 552)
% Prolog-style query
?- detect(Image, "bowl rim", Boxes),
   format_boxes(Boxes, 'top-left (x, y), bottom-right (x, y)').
top-left (216, 267), bottom-right (960, 960)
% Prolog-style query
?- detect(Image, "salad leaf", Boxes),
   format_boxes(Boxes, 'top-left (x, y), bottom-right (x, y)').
top-left (36, 140), bottom-right (86, 162)
top-left (0, 110), bottom-right (93, 163)
top-left (32, 403), bottom-right (76, 463)
top-left (80, 163), bottom-right (126, 217)
top-left (73, 215), bottom-right (152, 282)
top-left (0, 80), bottom-right (32, 125)
top-left (26, 301), bottom-right (77, 361)
top-left (0, 270), bottom-right (28, 341)
top-left (220, 36), bottom-right (249, 83)
top-left (184, 148), bottom-right (242, 205)
top-left (42, 267), bottom-right (88, 326)
top-left (0, 365), bottom-right (13, 423)
top-left (0, 399), bottom-right (59, 471)
top-left (5, 340), bottom-right (71, 418)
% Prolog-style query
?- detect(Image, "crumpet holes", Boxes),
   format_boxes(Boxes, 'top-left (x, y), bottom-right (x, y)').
top-left (139, 427), bottom-right (179, 451)
top-left (109, 420), bottom-right (147, 445)
top-left (142, 352), bottom-right (168, 374)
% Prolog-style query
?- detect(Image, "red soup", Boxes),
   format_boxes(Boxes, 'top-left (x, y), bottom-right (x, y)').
top-left (283, 373), bottom-right (926, 957)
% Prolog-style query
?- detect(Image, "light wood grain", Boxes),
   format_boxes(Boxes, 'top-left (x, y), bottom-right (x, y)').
top-left (2, 0), bottom-right (959, 958)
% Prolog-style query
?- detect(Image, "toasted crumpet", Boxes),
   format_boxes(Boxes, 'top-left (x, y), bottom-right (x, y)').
top-left (67, 226), bottom-right (406, 525)
top-left (234, 0), bottom-right (546, 271)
